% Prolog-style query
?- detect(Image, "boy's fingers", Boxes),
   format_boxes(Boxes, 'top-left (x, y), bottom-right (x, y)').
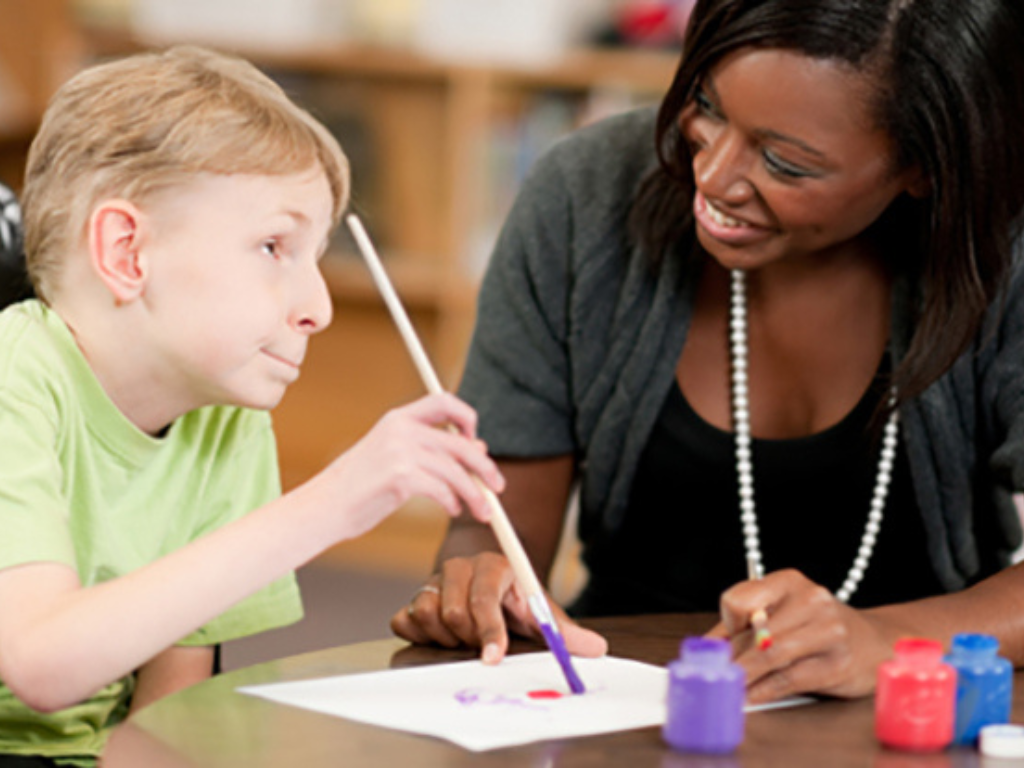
top-left (404, 393), bottom-right (479, 438)
top-left (395, 445), bottom-right (485, 518)
top-left (426, 428), bottom-right (504, 495)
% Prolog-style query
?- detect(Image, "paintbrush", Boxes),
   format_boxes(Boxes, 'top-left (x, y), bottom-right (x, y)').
top-left (346, 214), bottom-right (586, 694)
top-left (747, 557), bottom-right (773, 651)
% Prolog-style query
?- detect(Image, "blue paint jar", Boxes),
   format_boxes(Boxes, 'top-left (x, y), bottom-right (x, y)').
top-left (663, 637), bottom-right (745, 753)
top-left (944, 633), bottom-right (1012, 745)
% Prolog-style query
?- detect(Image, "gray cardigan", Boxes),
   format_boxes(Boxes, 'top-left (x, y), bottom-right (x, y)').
top-left (459, 107), bottom-right (1024, 592)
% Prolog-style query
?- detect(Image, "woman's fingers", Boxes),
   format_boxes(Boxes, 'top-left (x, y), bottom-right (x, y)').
top-left (547, 601), bottom-right (609, 658)
top-left (388, 552), bottom-right (609, 668)
top-left (390, 554), bottom-right (517, 656)
top-left (400, 581), bottom-right (462, 648)
top-left (467, 555), bottom-right (521, 663)
top-left (718, 569), bottom-right (890, 702)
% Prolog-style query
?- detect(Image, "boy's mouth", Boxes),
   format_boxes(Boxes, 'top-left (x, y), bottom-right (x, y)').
top-left (262, 348), bottom-right (302, 370)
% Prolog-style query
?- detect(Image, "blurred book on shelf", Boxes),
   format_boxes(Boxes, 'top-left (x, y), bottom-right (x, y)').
top-left (416, 0), bottom-right (611, 66)
top-left (466, 84), bottom-right (660, 276)
top-left (131, 0), bottom-right (351, 49)
top-left (126, 0), bottom-right (616, 64)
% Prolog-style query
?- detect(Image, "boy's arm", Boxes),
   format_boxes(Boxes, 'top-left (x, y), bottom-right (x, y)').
top-left (129, 645), bottom-right (215, 714)
top-left (0, 394), bottom-right (504, 714)
top-left (0, 488), bottom-right (350, 714)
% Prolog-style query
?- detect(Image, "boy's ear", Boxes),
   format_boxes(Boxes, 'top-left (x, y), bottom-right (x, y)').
top-left (88, 200), bottom-right (149, 303)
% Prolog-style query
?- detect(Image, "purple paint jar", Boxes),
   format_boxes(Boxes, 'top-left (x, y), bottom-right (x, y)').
top-left (663, 637), bottom-right (746, 754)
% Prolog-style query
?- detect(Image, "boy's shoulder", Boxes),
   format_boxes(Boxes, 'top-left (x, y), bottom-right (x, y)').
top-left (0, 299), bottom-right (70, 394)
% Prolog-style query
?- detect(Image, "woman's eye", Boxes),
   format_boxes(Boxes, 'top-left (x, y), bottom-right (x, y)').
top-left (262, 240), bottom-right (280, 258)
top-left (693, 88), bottom-right (721, 119)
top-left (762, 149), bottom-right (816, 179)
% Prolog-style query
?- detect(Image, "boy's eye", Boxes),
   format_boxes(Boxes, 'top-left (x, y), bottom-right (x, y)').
top-left (262, 240), bottom-right (280, 258)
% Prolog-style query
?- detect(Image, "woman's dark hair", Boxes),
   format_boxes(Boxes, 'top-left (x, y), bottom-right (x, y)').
top-left (632, 0), bottom-right (1024, 404)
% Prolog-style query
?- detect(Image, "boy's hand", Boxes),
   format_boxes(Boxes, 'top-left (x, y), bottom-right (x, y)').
top-left (311, 393), bottom-right (505, 541)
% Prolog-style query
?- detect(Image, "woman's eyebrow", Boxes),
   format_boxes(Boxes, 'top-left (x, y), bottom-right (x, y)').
top-left (756, 128), bottom-right (827, 159)
top-left (703, 74), bottom-right (828, 160)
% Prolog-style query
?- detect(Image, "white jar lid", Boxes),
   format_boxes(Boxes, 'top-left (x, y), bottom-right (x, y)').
top-left (980, 724), bottom-right (1024, 758)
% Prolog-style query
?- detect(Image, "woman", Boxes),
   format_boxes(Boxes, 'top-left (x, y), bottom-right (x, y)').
top-left (392, 0), bottom-right (1024, 703)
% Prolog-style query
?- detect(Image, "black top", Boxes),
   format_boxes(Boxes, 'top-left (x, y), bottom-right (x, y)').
top-left (571, 367), bottom-right (944, 616)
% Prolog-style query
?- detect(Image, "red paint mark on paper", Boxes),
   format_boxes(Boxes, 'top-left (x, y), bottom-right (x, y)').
top-left (527, 689), bottom-right (564, 700)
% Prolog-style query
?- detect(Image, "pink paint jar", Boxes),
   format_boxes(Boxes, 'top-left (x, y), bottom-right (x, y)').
top-left (875, 637), bottom-right (956, 752)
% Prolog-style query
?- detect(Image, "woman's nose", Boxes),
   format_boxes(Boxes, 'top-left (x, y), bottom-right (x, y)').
top-left (693, 128), bottom-right (752, 204)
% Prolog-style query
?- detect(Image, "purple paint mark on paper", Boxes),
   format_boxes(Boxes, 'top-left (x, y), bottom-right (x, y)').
top-left (538, 621), bottom-right (586, 694)
top-left (454, 688), bottom-right (547, 711)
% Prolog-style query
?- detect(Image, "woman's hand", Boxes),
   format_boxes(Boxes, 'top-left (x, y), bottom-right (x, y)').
top-left (390, 552), bottom-right (608, 663)
top-left (710, 569), bottom-right (908, 703)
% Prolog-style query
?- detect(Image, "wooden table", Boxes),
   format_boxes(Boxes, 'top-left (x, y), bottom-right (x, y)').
top-left (102, 614), bottom-right (1001, 767)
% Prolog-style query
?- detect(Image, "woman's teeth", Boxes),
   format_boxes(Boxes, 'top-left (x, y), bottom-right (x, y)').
top-left (706, 199), bottom-right (744, 228)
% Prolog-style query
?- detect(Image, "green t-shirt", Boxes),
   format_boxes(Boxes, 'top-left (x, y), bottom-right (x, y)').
top-left (0, 300), bottom-right (304, 765)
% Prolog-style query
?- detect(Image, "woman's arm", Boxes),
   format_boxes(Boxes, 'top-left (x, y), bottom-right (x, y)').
top-left (392, 454), bottom-right (608, 662)
top-left (438, 455), bottom-right (575, 574)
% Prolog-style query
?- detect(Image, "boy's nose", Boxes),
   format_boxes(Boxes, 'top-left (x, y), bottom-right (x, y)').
top-left (295, 265), bottom-right (333, 334)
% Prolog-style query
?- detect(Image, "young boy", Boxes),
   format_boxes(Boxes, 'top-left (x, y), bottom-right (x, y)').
top-left (0, 46), bottom-right (503, 767)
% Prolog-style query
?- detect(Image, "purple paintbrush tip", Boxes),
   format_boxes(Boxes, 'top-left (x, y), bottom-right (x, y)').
top-left (538, 620), bottom-right (586, 694)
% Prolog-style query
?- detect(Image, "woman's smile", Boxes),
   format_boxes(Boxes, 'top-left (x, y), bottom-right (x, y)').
top-left (693, 190), bottom-right (774, 246)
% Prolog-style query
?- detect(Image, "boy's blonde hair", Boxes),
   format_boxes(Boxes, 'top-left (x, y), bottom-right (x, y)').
top-left (22, 45), bottom-right (350, 301)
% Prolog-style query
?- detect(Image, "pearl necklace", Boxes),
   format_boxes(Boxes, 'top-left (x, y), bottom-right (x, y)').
top-left (729, 269), bottom-right (899, 603)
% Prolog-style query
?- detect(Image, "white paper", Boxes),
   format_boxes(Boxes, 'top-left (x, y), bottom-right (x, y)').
top-left (238, 653), bottom-right (812, 752)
